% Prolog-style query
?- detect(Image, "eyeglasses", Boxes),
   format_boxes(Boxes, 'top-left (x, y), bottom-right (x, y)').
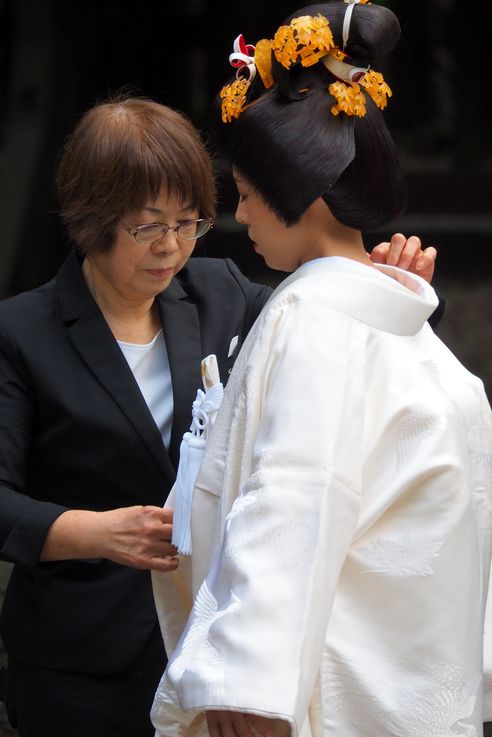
top-left (123, 217), bottom-right (214, 245)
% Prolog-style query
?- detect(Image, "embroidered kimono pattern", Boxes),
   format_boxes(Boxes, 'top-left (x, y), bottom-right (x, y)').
top-left (151, 257), bottom-right (492, 737)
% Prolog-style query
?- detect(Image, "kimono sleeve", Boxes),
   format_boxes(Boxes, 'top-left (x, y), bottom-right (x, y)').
top-left (153, 300), bottom-right (364, 737)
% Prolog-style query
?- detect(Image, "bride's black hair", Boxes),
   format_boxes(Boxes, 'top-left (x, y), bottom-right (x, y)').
top-left (212, 1), bottom-right (406, 230)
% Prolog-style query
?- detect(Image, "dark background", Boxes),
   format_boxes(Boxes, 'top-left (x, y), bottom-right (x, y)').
top-left (1, 0), bottom-right (491, 292)
top-left (0, 2), bottom-right (491, 733)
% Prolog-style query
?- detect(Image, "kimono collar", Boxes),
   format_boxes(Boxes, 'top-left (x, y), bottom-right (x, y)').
top-left (269, 256), bottom-right (439, 337)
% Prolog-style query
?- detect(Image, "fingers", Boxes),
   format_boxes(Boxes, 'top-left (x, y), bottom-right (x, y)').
top-left (382, 233), bottom-right (420, 269)
top-left (132, 537), bottom-right (179, 570)
top-left (207, 710), bottom-right (240, 737)
top-left (131, 506), bottom-right (178, 567)
top-left (368, 241), bottom-right (389, 264)
top-left (415, 245), bottom-right (437, 272)
top-left (370, 235), bottom-right (437, 284)
top-left (149, 554), bottom-right (179, 573)
top-left (206, 711), bottom-right (222, 737)
top-left (370, 232), bottom-right (410, 266)
top-left (247, 715), bottom-right (278, 737)
top-left (206, 711), bottom-right (261, 737)
top-left (139, 505), bottom-right (174, 535)
top-left (99, 505), bottom-right (179, 570)
top-left (413, 245), bottom-right (437, 284)
top-left (371, 233), bottom-right (418, 267)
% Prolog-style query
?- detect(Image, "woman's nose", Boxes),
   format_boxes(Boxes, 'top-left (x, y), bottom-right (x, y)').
top-left (151, 229), bottom-right (180, 254)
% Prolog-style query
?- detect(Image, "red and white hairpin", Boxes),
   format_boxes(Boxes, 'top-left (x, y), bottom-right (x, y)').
top-left (229, 34), bottom-right (257, 83)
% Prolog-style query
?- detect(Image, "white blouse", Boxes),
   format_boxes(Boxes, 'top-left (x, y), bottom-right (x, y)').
top-left (118, 329), bottom-right (173, 448)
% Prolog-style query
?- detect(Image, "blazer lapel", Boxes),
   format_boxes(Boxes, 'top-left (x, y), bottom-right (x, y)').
top-left (56, 251), bottom-right (176, 483)
top-left (156, 282), bottom-right (202, 469)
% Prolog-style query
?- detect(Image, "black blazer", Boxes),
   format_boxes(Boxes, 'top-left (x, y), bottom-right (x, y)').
top-left (0, 250), bottom-right (271, 675)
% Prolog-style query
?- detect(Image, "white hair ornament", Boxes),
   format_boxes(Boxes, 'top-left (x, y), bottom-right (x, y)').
top-left (343, 0), bottom-right (369, 49)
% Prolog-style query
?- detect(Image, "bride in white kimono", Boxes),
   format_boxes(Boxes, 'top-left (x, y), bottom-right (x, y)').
top-left (151, 3), bottom-right (492, 736)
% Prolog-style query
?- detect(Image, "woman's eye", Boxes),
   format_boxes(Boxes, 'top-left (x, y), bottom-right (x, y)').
top-left (238, 193), bottom-right (248, 203)
top-left (139, 223), bottom-right (161, 234)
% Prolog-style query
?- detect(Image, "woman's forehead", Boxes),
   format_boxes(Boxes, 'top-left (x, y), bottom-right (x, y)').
top-left (129, 190), bottom-right (197, 218)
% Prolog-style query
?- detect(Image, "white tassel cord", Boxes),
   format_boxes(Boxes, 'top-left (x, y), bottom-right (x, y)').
top-left (171, 432), bottom-right (206, 556)
top-left (171, 356), bottom-right (223, 555)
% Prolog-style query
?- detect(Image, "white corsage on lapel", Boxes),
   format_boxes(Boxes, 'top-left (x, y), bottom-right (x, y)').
top-left (171, 355), bottom-right (223, 555)
top-left (227, 335), bottom-right (239, 357)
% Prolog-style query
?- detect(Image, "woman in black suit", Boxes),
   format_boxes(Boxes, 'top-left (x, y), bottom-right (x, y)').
top-left (0, 96), bottom-right (437, 736)
top-left (0, 97), bottom-right (272, 737)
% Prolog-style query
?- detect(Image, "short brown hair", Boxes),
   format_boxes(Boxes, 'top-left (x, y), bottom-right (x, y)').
top-left (56, 96), bottom-right (216, 255)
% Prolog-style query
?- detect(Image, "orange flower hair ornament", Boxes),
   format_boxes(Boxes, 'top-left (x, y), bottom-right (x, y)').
top-left (325, 0), bottom-right (392, 116)
top-left (323, 49), bottom-right (392, 117)
top-left (220, 0), bottom-right (393, 123)
top-left (272, 14), bottom-right (335, 68)
top-left (220, 34), bottom-right (274, 123)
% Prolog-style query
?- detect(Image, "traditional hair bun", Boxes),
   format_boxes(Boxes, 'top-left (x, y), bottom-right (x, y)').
top-left (272, 3), bottom-right (400, 103)
top-left (213, 1), bottom-right (406, 230)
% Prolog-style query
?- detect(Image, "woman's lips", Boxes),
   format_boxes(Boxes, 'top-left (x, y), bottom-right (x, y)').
top-left (146, 268), bottom-right (173, 278)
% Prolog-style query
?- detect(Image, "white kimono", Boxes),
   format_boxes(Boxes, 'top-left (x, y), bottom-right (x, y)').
top-left (152, 257), bottom-right (492, 737)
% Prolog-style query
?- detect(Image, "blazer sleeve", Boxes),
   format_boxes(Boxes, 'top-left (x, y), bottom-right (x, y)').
top-left (223, 258), bottom-right (272, 336)
top-left (0, 315), bottom-right (68, 568)
top-left (152, 300), bottom-right (363, 737)
top-left (428, 288), bottom-right (445, 330)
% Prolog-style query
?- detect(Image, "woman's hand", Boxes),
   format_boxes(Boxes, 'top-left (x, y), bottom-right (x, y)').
top-left (40, 505), bottom-right (178, 572)
top-left (206, 710), bottom-right (290, 737)
top-left (94, 505), bottom-right (178, 571)
top-left (370, 233), bottom-right (437, 284)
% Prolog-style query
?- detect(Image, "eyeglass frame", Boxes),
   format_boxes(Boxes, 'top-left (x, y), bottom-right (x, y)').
top-left (122, 217), bottom-right (214, 245)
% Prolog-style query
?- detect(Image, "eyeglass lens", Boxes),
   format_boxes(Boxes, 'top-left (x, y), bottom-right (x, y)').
top-left (135, 219), bottom-right (211, 244)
